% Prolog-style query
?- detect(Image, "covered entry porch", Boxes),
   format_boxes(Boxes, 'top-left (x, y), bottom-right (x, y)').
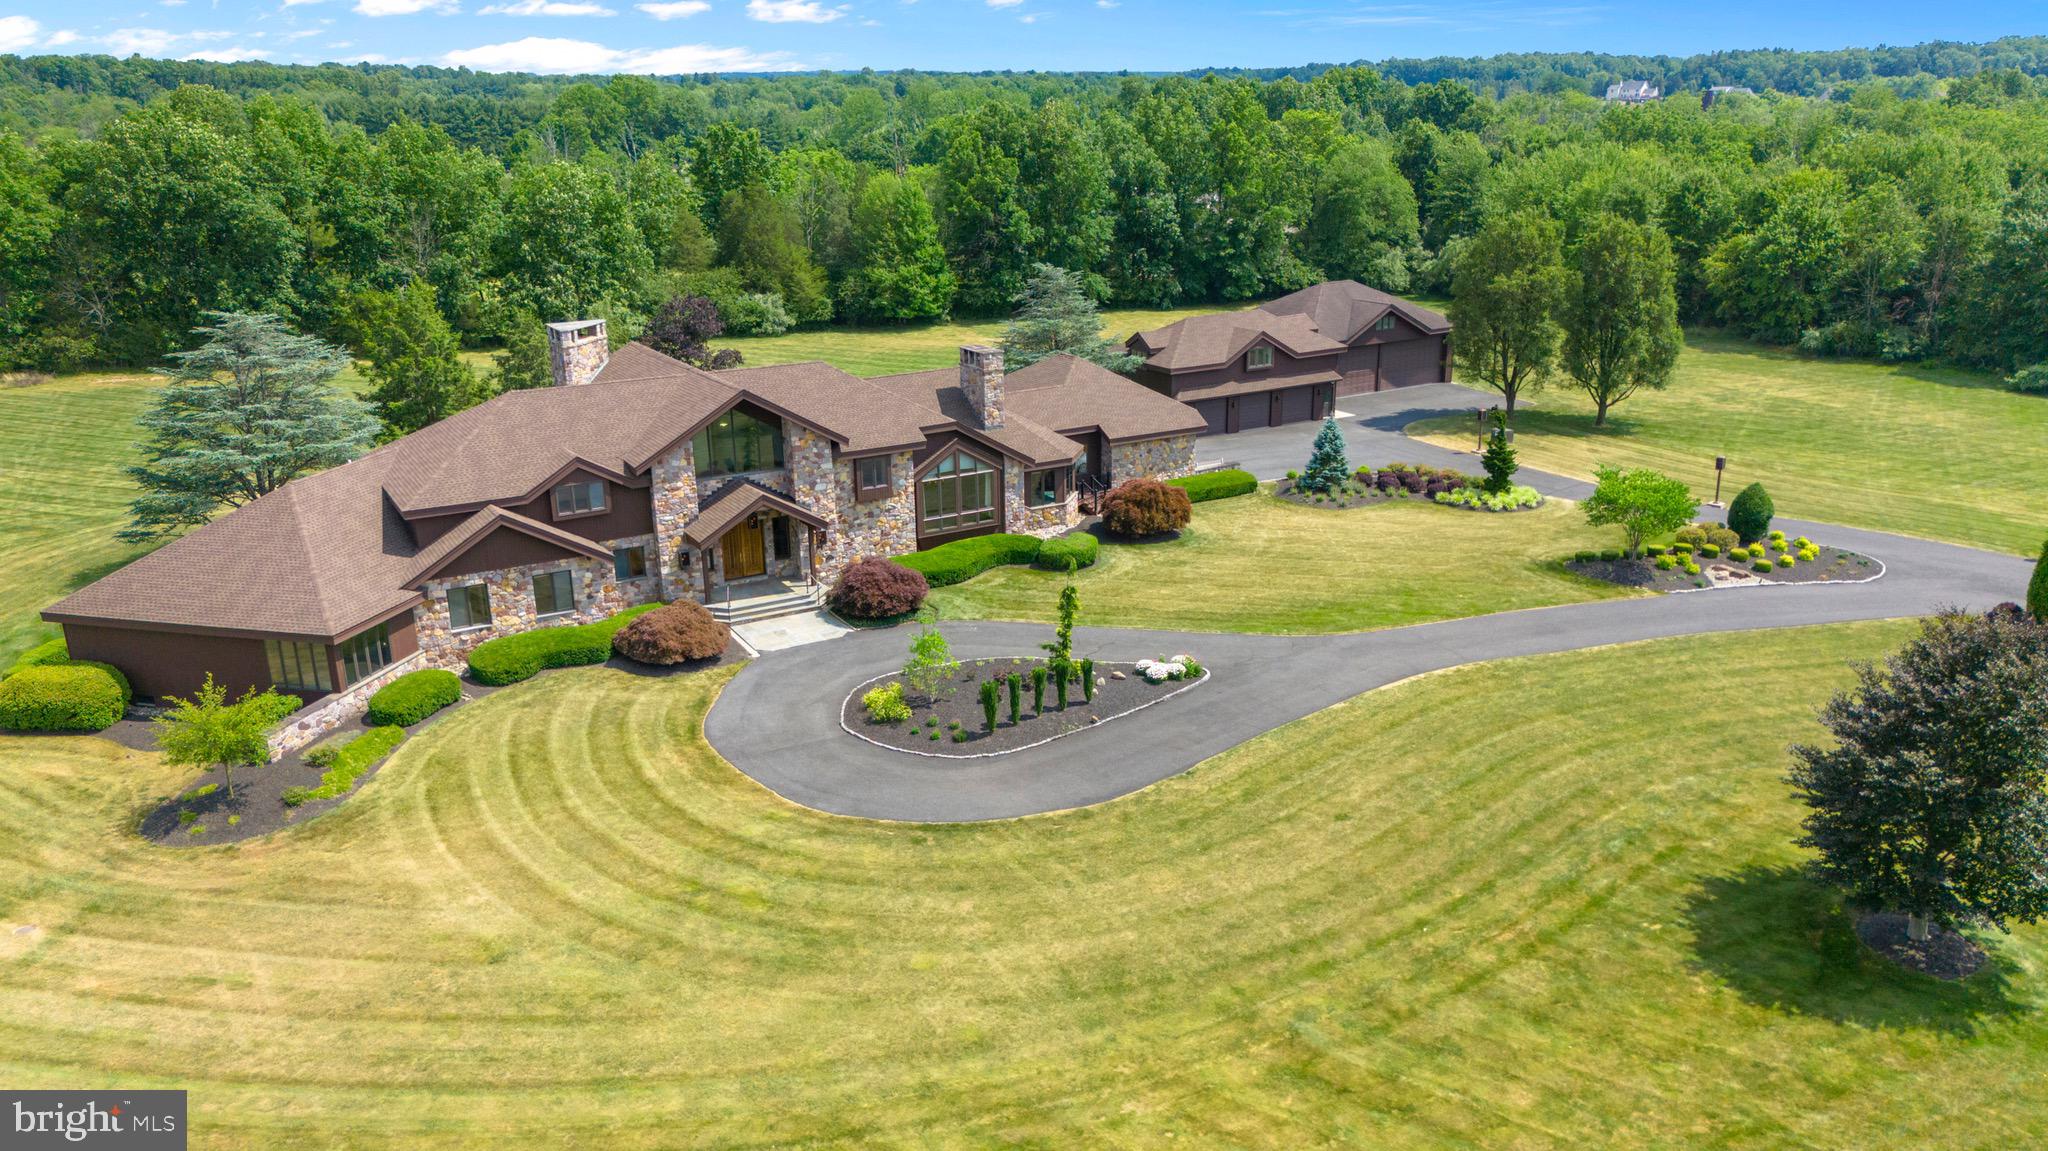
top-left (681, 480), bottom-right (830, 603)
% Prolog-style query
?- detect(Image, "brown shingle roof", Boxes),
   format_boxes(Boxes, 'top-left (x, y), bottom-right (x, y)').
top-left (1002, 355), bottom-right (1206, 442)
top-left (864, 368), bottom-right (1083, 466)
top-left (714, 361), bottom-right (931, 454)
top-left (406, 504), bottom-right (612, 586)
top-left (682, 478), bottom-right (829, 546)
top-left (1261, 280), bottom-right (1451, 339)
top-left (1128, 309), bottom-right (1344, 373)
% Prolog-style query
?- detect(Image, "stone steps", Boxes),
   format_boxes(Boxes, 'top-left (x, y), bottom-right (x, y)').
top-left (711, 584), bottom-right (826, 624)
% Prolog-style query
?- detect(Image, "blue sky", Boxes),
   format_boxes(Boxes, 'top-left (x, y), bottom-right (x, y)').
top-left (0, 1), bottom-right (2039, 76)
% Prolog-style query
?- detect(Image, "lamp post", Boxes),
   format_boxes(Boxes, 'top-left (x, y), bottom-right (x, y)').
top-left (1709, 455), bottom-right (1727, 508)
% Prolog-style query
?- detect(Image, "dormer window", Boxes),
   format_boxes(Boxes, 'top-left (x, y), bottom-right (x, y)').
top-left (1246, 345), bottom-right (1274, 371)
top-left (1375, 314), bottom-right (1397, 331)
top-left (552, 479), bottom-right (606, 518)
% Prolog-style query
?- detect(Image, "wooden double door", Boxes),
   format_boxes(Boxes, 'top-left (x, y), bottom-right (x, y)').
top-left (721, 524), bottom-right (766, 580)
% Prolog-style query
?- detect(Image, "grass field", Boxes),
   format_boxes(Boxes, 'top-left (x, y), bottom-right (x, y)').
top-left (1407, 333), bottom-right (2048, 557)
top-left (711, 304), bottom-right (1227, 376)
top-left (5, 620), bottom-right (2044, 1147)
top-left (928, 489), bottom-right (1638, 633)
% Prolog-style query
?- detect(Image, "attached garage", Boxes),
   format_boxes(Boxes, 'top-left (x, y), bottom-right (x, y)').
top-left (1379, 335), bottom-right (1444, 388)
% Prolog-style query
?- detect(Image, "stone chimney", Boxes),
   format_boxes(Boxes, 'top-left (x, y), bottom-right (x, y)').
top-left (959, 344), bottom-right (1004, 429)
top-left (548, 319), bottom-right (609, 387)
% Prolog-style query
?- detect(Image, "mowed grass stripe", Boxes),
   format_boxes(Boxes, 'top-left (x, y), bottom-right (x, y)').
top-left (7, 621), bottom-right (2048, 1146)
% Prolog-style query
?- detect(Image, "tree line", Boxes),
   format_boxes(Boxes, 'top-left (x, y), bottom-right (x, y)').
top-left (3, 46), bottom-right (2047, 399)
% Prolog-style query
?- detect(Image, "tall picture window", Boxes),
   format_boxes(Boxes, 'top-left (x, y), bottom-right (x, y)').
top-left (265, 639), bottom-right (332, 693)
top-left (693, 409), bottom-right (785, 477)
top-left (338, 624), bottom-right (393, 685)
top-left (1025, 468), bottom-right (1062, 507)
top-left (533, 569), bottom-right (577, 617)
top-left (920, 450), bottom-right (998, 533)
top-left (447, 582), bottom-right (491, 631)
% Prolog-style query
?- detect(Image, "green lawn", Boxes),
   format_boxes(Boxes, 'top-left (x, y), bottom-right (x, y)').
top-left (0, 373), bottom-right (162, 662)
top-left (4, 620), bottom-right (2042, 1147)
top-left (1407, 333), bottom-right (2048, 557)
top-left (711, 304), bottom-right (1226, 376)
top-left (929, 489), bottom-right (1639, 633)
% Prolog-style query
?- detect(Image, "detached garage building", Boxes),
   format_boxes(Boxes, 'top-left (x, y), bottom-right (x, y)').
top-left (1125, 280), bottom-right (1452, 434)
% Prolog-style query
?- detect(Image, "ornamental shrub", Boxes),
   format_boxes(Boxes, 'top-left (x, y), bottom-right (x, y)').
top-left (863, 681), bottom-right (911, 724)
top-left (1754, 559), bottom-right (1775, 572)
top-left (1600, 549), bottom-right (1623, 562)
top-left (893, 534), bottom-right (1041, 587)
top-left (1479, 413), bottom-right (1518, 494)
top-left (1778, 553), bottom-right (1797, 568)
top-left (1080, 658), bottom-right (1095, 702)
top-left (1684, 561), bottom-right (1702, 575)
top-left (1101, 478), bottom-right (1192, 538)
top-left (0, 664), bottom-right (127, 732)
top-left (978, 679), bottom-right (1000, 733)
top-left (1675, 525), bottom-right (1708, 549)
top-left (4, 636), bottom-right (68, 676)
top-left (280, 725), bottom-right (405, 807)
top-left (364, 668), bottom-right (461, 727)
top-left (1574, 550), bottom-right (1597, 562)
top-left (467, 603), bottom-right (661, 685)
top-left (2030, 537), bottom-right (2048, 623)
top-left (1646, 545), bottom-right (1666, 557)
top-left (1700, 544), bottom-right (1720, 558)
top-left (613, 602), bottom-right (729, 665)
top-left (1730, 547), bottom-right (1750, 562)
top-left (1707, 527), bottom-right (1740, 554)
top-left (1168, 469), bottom-right (1256, 503)
top-left (830, 557), bottom-right (930, 619)
top-left (1035, 534), bottom-right (1100, 571)
top-left (1655, 555), bottom-right (1677, 570)
top-left (1727, 482), bottom-right (1775, 543)
top-left (1298, 417), bottom-right (1351, 493)
top-left (1053, 661), bottom-right (1070, 709)
top-left (1030, 665), bottom-right (1047, 711)
top-left (1007, 672), bottom-right (1022, 723)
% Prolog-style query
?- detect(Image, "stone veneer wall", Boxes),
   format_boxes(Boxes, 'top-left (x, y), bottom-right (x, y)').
top-left (1110, 434), bottom-right (1197, 484)
top-left (790, 428), bottom-right (916, 580)
top-left (413, 554), bottom-right (628, 668)
top-left (649, 443), bottom-right (701, 603)
top-left (1004, 462), bottom-right (1080, 538)
top-left (266, 651), bottom-right (424, 760)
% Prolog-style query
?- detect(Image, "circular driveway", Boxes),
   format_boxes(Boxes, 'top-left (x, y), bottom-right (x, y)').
top-left (705, 393), bottom-right (2035, 823)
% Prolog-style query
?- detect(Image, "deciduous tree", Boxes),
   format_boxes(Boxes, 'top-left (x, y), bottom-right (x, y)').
top-left (1581, 465), bottom-right (1699, 556)
top-left (349, 280), bottom-right (489, 436)
top-left (642, 295), bottom-right (741, 369)
top-left (839, 172), bottom-right (955, 323)
top-left (153, 674), bottom-right (289, 801)
top-left (1451, 211), bottom-right (1569, 422)
top-left (1560, 214), bottom-right (1682, 426)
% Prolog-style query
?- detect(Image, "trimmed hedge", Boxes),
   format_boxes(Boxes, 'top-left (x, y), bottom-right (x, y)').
top-left (1035, 533), bottom-right (1100, 571)
top-left (365, 668), bottom-right (462, 727)
top-left (1167, 468), bottom-right (1256, 503)
top-left (466, 603), bottom-right (663, 686)
top-left (893, 534), bottom-right (1042, 587)
top-left (0, 663), bottom-right (128, 732)
top-left (282, 725), bottom-right (406, 807)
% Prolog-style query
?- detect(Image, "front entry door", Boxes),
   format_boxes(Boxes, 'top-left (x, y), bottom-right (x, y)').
top-left (721, 524), bottom-right (766, 580)
top-left (1225, 396), bottom-right (1241, 433)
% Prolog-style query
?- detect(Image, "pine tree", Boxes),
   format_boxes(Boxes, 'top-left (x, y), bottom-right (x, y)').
top-left (1000, 263), bottom-right (1139, 371)
top-left (1480, 413), bottom-right (1518, 494)
top-left (1299, 417), bottom-right (1351, 493)
top-left (350, 279), bottom-right (490, 436)
top-left (123, 313), bottom-right (379, 542)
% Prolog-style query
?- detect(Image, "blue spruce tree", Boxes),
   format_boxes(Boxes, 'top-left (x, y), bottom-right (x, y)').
top-left (1300, 417), bottom-right (1351, 493)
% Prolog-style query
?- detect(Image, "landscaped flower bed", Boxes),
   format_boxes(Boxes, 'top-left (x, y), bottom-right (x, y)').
top-left (1277, 463), bottom-right (1483, 509)
top-left (1566, 529), bottom-right (1878, 592)
top-left (842, 655), bottom-right (1208, 757)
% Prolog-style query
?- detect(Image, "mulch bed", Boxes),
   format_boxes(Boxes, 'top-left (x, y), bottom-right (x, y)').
top-left (1274, 478), bottom-right (1438, 510)
top-left (139, 643), bottom-right (743, 847)
top-left (843, 657), bottom-right (1208, 757)
top-left (1566, 545), bottom-right (1877, 593)
top-left (1855, 912), bottom-right (1990, 981)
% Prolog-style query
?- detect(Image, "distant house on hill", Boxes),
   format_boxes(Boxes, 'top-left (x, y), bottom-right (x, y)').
top-left (1702, 85), bottom-right (1755, 108)
top-left (1605, 80), bottom-right (1661, 103)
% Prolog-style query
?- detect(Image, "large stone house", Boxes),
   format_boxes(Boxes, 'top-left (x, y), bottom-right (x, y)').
top-left (1126, 280), bottom-right (1451, 434)
top-left (43, 321), bottom-right (1204, 736)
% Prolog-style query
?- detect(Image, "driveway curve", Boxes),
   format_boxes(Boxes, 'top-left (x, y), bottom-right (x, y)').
top-left (705, 389), bottom-right (2035, 823)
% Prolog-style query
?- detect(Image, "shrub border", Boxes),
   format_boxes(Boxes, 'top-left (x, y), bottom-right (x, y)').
top-left (837, 661), bottom-right (1211, 760)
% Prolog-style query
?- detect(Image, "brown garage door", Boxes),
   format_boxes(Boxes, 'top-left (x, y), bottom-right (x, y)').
top-left (1234, 393), bottom-right (1271, 431)
top-left (1278, 386), bottom-right (1318, 424)
top-left (1193, 398), bottom-right (1228, 435)
top-left (1380, 336), bottom-right (1443, 387)
top-left (1336, 368), bottom-right (1377, 396)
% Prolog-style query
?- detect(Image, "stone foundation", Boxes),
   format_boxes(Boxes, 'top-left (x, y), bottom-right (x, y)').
top-left (1110, 434), bottom-right (1197, 484)
top-left (1004, 464), bottom-right (1079, 538)
top-left (266, 651), bottom-right (424, 760)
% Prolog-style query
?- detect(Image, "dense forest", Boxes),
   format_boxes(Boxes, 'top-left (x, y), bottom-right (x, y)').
top-left (2, 37), bottom-right (2047, 386)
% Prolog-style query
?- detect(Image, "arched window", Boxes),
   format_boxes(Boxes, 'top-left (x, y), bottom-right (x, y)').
top-left (693, 409), bottom-right (785, 477)
top-left (920, 450), bottom-right (998, 533)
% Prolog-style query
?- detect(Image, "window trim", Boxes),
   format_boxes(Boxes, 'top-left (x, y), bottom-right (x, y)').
top-left (917, 448), bottom-right (1000, 535)
top-left (1024, 467), bottom-right (1064, 508)
top-left (1375, 313), bottom-right (1398, 332)
top-left (853, 455), bottom-right (893, 503)
top-left (265, 638), bottom-right (333, 694)
top-left (692, 408), bottom-right (787, 479)
top-left (551, 479), bottom-right (607, 520)
top-left (1246, 344), bottom-right (1274, 371)
top-left (532, 568), bottom-right (578, 618)
top-left (446, 581), bottom-right (492, 633)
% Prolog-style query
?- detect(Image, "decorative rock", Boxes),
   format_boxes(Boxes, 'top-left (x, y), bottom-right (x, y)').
top-left (1109, 670), bottom-right (1127, 680)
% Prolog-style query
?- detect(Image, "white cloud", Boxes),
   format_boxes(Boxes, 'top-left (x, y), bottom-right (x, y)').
top-left (441, 35), bottom-right (801, 72)
top-left (0, 15), bottom-right (40, 51)
top-left (1095, 0), bottom-right (1117, 7)
top-left (45, 29), bottom-right (83, 46)
top-left (185, 45), bottom-right (270, 60)
top-left (482, 0), bottom-right (617, 13)
top-left (985, 0), bottom-right (1023, 6)
top-left (1017, 11), bottom-right (1038, 21)
top-left (161, 0), bottom-right (189, 7)
top-left (636, 0), bottom-right (709, 17)
top-left (102, 27), bottom-right (182, 54)
top-left (745, 0), bottom-right (843, 22)
top-left (354, 0), bottom-right (459, 15)
top-left (280, 0), bottom-right (329, 7)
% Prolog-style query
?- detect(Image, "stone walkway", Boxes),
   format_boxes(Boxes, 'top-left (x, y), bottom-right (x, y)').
top-left (704, 396), bottom-right (2036, 823)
